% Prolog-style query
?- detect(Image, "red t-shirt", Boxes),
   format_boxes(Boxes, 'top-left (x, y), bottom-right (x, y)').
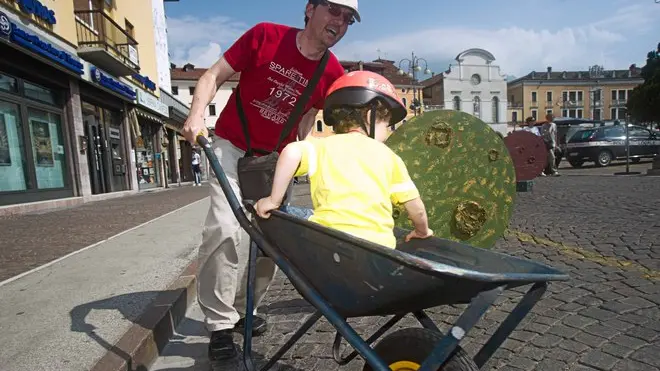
top-left (217, 22), bottom-right (345, 154)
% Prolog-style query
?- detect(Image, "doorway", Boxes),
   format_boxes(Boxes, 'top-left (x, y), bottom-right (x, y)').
top-left (83, 110), bottom-right (108, 195)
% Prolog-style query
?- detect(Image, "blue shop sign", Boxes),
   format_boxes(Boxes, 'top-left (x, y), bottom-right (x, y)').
top-left (16, 0), bottom-right (56, 25)
top-left (0, 11), bottom-right (83, 75)
top-left (91, 67), bottom-right (137, 101)
top-left (133, 73), bottom-right (156, 92)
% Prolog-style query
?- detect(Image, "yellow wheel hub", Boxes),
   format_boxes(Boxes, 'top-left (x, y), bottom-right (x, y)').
top-left (389, 360), bottom-right (421, 370)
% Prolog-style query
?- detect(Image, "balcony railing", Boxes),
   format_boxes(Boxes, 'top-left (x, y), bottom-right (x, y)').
top-left (423, 105), bottom-right (445, 112)
top-left (508, 102), bottom-right (523, 109)
top-left (74, 9), bottom-right (139, 75)
top-left (611, 99), bottom-right (628, 106)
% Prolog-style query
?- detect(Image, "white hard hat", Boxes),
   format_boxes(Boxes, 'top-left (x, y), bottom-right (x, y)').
top-left (327, 0), bottom-right (361, 22)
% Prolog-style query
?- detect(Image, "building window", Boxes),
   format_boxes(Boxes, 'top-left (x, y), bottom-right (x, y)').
top-left (491, 97), bottom-right (499, 123)
top-left (531, 109), bottom-right (538, 119)
top-left (24, 81), bottom-right (60, 106)
top-left (189, 86), bottom-right (195, 95)
top-left (511, 111), bottom-right (518, 123)
top-left (0, 72), bottom-right (68, 194)
top-left (0, 100), bottom-right (28, 192)
top-left (561, 109), bottom-right (583, 118)
top-left (171, 86), bottom-right (178, 95)
top-left (593, 108), bottom-right (602, 121)
top-left (473, 96), bottom-right (481, 118)
top-left (611, 89), bottom-right (629, 104)
top-left (611, 107), bottom-right (627, 120)
top-left (0, 74), bottom-right (18, 93)
top-left (531, 92), bottom-right (537, 102)
top-left (124, 19), bottom-right (135, 39)
top-left (546, 91), bottom-right (552, 103)
top-left (27, 108), bottom-right (66, 189)
top-left (316, 120), bottom-right (323, 132)
top-left (208, 104), bottom-right (216, 116)
top-left (561, 90), bottom-right (584, 104)
top-left (453, 96), bottom-right (460, 110)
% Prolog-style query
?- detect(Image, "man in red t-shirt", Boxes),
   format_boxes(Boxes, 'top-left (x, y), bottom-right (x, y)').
top-left (181, 0), bottom-right (358, 363)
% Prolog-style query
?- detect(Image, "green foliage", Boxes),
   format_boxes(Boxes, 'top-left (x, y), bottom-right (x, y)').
top-left (627, 42), bottom-right (660, 124)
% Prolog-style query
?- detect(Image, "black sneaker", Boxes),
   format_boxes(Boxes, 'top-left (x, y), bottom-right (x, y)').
top-left (208, 329), bottom-right (237, 361)
top-left (235, 316), bottom-right (268, 336)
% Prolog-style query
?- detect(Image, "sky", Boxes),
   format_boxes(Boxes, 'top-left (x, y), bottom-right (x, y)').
top-left (163, 0), bottom-right (660, 80)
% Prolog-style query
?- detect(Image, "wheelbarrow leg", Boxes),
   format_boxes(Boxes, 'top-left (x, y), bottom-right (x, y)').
top-left (413, 310), bottom-right (441, 333)
top-left (418, 285), bottom-right (505, 371)
top-left (242, 239), bottom-right (260, 371)
top-left (473, 282), bottom-right (547, 368)
top-left (260, 311), bottom-right (323, 371)
top-left (332, 314), bottom-right (406, 365)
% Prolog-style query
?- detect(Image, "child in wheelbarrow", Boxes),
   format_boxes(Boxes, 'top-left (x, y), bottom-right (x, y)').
top-left (255, 71), bottom-right (433, 249)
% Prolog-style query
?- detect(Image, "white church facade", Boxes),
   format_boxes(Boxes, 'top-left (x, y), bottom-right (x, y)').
top-left (422, 48), bottom-right (509, 136)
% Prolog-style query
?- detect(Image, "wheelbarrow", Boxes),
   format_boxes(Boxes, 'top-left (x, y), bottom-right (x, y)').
top-left (196, 135), bottom-right (570, 370)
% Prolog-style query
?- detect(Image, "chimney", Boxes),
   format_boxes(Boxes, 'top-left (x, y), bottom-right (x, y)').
top-left (628, 64), bottom-right (636, 77)
top-left (547, 66), bottom-right (552, 79)
top-left (531, 71), bottom-right (536, 79)
top-left (358, 61), bottom-right (364, 71)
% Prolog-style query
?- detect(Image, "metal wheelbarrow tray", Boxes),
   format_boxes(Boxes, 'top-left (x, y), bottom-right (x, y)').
top-left (197, 136), bottom-right (570, 371)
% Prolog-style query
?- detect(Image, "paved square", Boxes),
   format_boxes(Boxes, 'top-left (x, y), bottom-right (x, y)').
top-left (152, 169), bottom-right (660, 371)
top-left (253, 174), bottom-right (660, 370)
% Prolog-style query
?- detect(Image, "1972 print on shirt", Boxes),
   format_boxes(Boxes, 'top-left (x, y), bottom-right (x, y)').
top-left (250, 61), bottom-right (312, 125)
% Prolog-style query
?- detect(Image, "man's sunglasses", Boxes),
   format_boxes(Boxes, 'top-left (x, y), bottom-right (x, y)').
top-left (319, 1), bottom-right (356, 25)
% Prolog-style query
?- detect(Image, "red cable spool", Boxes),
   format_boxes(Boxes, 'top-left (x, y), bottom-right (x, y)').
top-left (503, 131), bottom-right (548, 181)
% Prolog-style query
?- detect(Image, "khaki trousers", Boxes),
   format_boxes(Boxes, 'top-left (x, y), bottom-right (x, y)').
top-left (196, 137), bottom-right (278, 332)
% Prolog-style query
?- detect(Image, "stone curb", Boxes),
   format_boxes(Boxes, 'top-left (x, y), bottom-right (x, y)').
top-left (89, 259), bottom-right (199, 371)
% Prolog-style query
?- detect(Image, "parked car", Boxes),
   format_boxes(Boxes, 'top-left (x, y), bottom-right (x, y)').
top-left (565, 124), bottom-right (660, 167)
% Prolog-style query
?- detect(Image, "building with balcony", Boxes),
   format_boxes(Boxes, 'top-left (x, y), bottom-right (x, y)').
top-left (506, 65), bottom-right (643, 123)
top-left (0, 0), bottom-right (169, 213)
top-left (311, 58), bottom-right (423, 138)
top-left (420, 48), bottom-right (509, 136)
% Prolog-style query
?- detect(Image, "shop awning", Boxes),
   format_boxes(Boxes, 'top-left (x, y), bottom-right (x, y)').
top-left (135, 108), bottom-right (165, 125)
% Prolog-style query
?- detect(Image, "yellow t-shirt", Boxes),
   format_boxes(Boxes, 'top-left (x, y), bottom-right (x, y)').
top-left (289, 132), bottom-right (420, 249)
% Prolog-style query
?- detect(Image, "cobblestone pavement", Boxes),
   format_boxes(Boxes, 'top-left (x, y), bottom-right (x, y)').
top-left (0, 185), bottom-right (209, 282)
top-left (242, 173), bottom-right (660, 371)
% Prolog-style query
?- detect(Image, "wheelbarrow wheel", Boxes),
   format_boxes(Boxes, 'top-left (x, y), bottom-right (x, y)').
top-left (363, 328), bottom-right (478, 371)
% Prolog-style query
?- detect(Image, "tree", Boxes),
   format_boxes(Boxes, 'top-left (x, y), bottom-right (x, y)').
top-left (627, 42), bottom-right (660, 127)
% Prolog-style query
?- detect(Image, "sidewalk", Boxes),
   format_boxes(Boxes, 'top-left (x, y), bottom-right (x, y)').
top-left (0, 196), bottom-right (210, 371)
top-left (0, 184), bottom-right (209, 283)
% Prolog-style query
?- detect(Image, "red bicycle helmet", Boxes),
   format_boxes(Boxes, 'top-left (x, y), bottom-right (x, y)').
top-left (323, 71), bottom-right (407, 128)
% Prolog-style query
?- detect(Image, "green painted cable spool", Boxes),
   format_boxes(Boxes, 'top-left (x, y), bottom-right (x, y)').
top-left (386, 109), bottom-right (516, 249)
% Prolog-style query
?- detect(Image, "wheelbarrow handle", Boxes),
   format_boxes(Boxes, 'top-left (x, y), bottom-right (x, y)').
top-left (196, 134), bottom-right (251, 219)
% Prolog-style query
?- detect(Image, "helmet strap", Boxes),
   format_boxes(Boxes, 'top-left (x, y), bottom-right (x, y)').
top-left (368, 102), bottom-right (377, 139)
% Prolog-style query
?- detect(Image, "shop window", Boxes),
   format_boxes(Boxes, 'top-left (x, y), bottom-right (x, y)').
top-left (0, 100), bottom-right (28, 192)
top-left (0, 73), bottom-right (18, 93)
top-left (24, 82), bottom-right (59, 106)
top-left (27, 108), bottom-right (66, 189)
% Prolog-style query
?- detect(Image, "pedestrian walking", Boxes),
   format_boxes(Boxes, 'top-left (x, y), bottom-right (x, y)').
top-left (180, 0), bottom-right (359, 364)
top-left (192, 149), bottom-right (202, 186)
top-left (540, 113), bottom-right (560, 176)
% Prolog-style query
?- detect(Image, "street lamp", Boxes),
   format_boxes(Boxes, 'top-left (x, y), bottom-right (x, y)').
top-left (398, 52), bottom-right (431, 116)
